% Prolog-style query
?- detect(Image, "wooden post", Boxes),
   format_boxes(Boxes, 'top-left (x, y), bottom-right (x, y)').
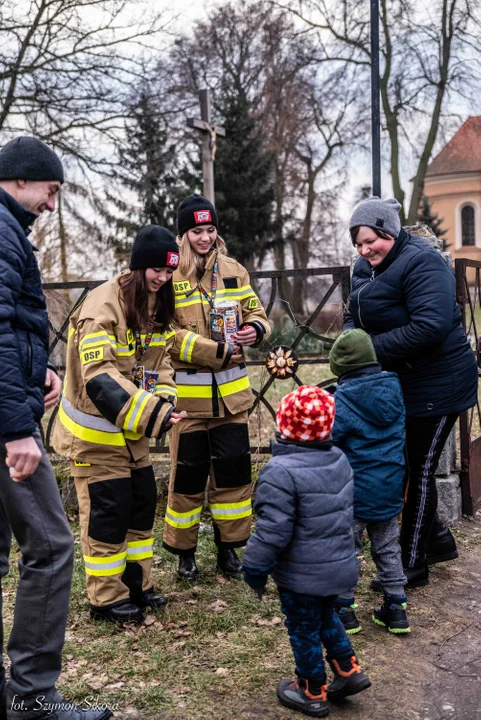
top-left (187, 89), bottom-right (225, 204)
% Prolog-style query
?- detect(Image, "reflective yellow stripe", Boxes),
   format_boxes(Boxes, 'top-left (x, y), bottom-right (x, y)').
top-left (165, 329), bottom-right (176, 341)
top-left (68, 327), bottom-right (75, 341)
top-left (84, 551), bottom-right (126, 576)
top-left (58, 404), bottom-right (126, 447)
top-left (164, 505), bottom-right (202, 529)
top-left (127, 538), bottom-right (154, 561)
top-left (79, 332), bottom-right (116, 353)
top-left (124, 430), bottom-right (143, 440)
top-left (174, 286), bottom-right (255, 308)
top-left (174, 291), bottom-right (208, 309)
top-left (217, 375), bottom-right (251, 397)
top-left (124, 390), bottom-right (151, 433)
top-left (155, 385), bottom-right (178, 397)
top-left (177, 385), bottom-right (213, 399)
top-left (117, 344), bottom-right (136, 357)
top-left (179, 331), bottom-right (198, 363)
top-left (216, 285), bottom-right (255, 301)
top-left (210, 499), bottom-right (252, 521)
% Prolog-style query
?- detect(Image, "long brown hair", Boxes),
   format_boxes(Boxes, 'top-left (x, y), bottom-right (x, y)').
top-left (119, 270), bottom-right (174, 331)
top-left (178, 232), bottom-right (228, 278)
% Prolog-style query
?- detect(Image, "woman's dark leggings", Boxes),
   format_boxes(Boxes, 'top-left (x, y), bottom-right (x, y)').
top-left (400, 413), bottom-right (458, 569)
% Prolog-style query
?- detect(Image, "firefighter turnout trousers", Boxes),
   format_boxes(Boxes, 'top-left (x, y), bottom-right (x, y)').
top-left (73, 459), bottom-right (157, 607)
top-left (163, 411), bottom-right (253, 554)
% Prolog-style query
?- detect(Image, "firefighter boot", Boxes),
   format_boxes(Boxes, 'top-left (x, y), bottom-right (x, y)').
top-left (90, 599), bottom-right (143, 624)
top-left (277, 678), bottom-right (328, 718)
top-left (177, 551), bottom-right (199, 581)
top-left (217, 547), bottom-right (242, 578)
top-left (140, 587), bottom-right (168, 609)
top-left (327, 655), bottom-right (371, 701)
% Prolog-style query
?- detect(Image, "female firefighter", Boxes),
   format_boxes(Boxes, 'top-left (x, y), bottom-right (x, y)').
top-left (53, 226), bottom-right (186, 623)
top-left (162, 194), bottom-right (271, 580)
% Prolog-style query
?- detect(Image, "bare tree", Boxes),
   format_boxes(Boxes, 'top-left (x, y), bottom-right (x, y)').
top-left (277, 0), bottom-right (481, 223)
top-left (0, 0), bottom-right (172, 174)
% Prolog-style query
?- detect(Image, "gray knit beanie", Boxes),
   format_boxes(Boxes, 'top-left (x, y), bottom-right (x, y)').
top-left (349, 196), bottom-right (401, 243)
top-left (329, 329), bottom-right (378, 378)
top-left (0, 137), bottom-right (64, 184)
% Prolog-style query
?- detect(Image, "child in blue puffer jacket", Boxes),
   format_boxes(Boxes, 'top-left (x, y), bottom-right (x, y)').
top-left (242, 386), bottom-right (370, 718)
top-left (329, 329), bottom-right (410, 635)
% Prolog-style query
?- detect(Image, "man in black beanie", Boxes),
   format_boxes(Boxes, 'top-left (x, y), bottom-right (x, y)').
top-left (0, 136), bottom-right (111, 720)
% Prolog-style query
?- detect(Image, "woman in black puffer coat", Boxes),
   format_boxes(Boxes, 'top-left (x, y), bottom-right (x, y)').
top-left (345, 196), bottom-right (478, 587)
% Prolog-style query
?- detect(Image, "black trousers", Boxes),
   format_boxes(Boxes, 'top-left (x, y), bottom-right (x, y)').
top-left (400, 413), bottom-right (458, 569)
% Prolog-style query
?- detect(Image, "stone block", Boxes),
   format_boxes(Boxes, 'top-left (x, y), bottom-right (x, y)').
top-left (436, 427), bottom-right (457, 476)
top-left (436, 474), bottom-right (462, 525)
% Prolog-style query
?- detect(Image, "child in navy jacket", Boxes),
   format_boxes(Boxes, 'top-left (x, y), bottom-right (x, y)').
top-left (330, 329), bottom-right (410, 635)
top-left (243, 386), bottom-right (370, 718)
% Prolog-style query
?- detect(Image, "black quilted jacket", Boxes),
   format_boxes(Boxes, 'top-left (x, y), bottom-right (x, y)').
top-left (0, 188), bottom-right (49, 441)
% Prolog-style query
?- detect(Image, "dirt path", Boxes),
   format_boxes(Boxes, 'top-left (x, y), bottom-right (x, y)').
top-left (229, 522), bottom-right (481, 720)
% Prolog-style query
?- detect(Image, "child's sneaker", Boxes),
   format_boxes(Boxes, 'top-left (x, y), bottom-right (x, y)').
top-left (335, 599), bottom-right (361, 634)
top-left (372, 594), bottom-right (411, 634)
top-left (277, 678), bottom-right (328, 717)
top-left (327, 655), bottom-right (371, 700)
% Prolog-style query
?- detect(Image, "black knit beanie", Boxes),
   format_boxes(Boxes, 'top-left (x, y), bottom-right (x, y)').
top-left (177, 194), bottom-right (218, 237)
top-left (129, 226), bottom-right (180, 271)
top-left (0, 137), bottom-right (64, 183)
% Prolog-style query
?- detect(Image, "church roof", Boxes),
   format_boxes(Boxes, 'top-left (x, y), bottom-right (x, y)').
top-left (426, 116), bottom-right (481, 177)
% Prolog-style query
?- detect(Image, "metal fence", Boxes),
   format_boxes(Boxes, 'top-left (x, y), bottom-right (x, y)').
top-left (43, 266), bottom-right (351, 455)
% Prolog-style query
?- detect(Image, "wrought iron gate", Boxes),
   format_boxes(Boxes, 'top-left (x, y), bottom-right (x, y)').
top-left (43, 266), bottom-right (351, 454)
top-left (455, 258), bottom-right (481, 516)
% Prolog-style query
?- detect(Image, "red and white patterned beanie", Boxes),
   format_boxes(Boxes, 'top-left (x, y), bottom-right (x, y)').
top-left (276, 385), bottom-right (335, 442)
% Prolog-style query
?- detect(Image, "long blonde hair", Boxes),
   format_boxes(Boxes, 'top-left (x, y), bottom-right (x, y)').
top-left (178, 232), bottom-right (228, 278)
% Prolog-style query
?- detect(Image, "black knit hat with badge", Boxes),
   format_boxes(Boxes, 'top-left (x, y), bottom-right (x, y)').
top-left (177, 194), bottom-right (218, 237)
top-left (129, 225), bottom-right (180, 271)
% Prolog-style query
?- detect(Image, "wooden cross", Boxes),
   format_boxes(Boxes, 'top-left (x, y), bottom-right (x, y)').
top-left (187, 89), bottom-right (225, 205)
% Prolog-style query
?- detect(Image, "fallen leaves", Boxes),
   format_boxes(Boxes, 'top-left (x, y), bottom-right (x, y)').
top-left (207, 599), bottom-right (229, 614)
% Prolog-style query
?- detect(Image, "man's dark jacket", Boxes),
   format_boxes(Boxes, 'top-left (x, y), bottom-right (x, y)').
top-left (242, 437), bottom-right (358, 597)
top-left (0, 188), bottom-right (49, 441)
top-left (345, 229), bottom-right (478, 417)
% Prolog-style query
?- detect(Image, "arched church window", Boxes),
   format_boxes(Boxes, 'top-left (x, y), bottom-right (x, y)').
top-left (461, 205), bottom-right (475, 246)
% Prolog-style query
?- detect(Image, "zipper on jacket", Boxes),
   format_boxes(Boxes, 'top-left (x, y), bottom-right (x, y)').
top-left (357, 267), bottom-right (375, 329)
top-left (27, 334), bottom-right (33, 378)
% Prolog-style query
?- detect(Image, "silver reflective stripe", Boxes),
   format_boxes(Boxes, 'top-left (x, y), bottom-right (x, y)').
top-left (61, 397), bottom-right (122, 434)
top-left (180, 332), bottom-right (197, 362)
top-left (211, 502), bottom-right (251, 517)
top-left (165, 509), bottom-right (202, 526)
top-left (215, 365), bottom-right (248, 386)
top-left (126, 391), bottom-right (151, 432)
top-left (84, 557), bottom-right (126, 571)
top-left (80, 334), bottom-right (116, 351)
top-left (127, 542), bottom-right (153, 556)
top-left (175, 371), bottom-right (213, 385)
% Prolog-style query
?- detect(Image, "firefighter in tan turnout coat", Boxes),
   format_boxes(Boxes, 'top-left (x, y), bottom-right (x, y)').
top-left (163, 194), bottom-right (271, 580)
top-left (53, 226), bottom-right (185, 623)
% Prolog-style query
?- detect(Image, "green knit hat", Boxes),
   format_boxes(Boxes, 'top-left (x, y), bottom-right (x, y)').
top-left (329, 329), bottom-right (378, 378)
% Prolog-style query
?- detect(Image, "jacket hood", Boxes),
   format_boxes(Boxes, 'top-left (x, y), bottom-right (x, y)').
top-left (336, 372), bottom-right (404, 427)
